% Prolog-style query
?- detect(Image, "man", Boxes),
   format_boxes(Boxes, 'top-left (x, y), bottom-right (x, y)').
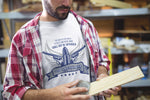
top-left (3, 0), bottom-right (121, 100)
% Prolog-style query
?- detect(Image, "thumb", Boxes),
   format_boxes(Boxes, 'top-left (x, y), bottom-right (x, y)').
top-left (65, 80), bottom-right (79, 88)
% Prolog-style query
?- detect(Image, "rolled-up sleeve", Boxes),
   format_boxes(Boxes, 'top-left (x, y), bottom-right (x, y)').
top-left (3, 34), bottom-right (31, 100)
top-left (91, 22), bottom-right (110, 71)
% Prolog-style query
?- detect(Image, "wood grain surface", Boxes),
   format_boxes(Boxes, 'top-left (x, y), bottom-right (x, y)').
top-left (89, 66), bottom-right (144, 95)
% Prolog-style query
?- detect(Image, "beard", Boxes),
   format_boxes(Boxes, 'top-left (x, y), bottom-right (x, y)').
top-left (44, 1), bottom-right (70, 20)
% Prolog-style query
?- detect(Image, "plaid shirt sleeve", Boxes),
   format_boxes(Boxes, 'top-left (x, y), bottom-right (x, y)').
top-left (77, 15), bottom-right (110, 72)
top-left (87, 19), bottom-right (110, 69)
top-left (3, 30), bottom-right (33, 100)
top-left (93, 24), bottom-right (110, 71)
top-left (3, 13), bottom-right (42, 100)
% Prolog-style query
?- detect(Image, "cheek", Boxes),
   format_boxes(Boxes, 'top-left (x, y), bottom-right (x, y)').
top-left (50, 1), bottom-right (60, 10)
top-left (51, 0), bottom-right (60, 6)
top-left (70, 0), bottom-right (73, 4)
top-left (45, 1), bottom-right (57, 11)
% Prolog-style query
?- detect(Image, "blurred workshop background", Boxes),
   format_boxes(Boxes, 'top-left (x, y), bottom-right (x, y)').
top-left (0, 0), bottom-right (150, 100)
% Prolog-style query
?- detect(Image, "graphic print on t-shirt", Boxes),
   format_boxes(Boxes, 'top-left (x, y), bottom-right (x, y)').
top-left (40, 13), bottom-right (90, 88)
top-left (42, 38), bottom-right (89, 81)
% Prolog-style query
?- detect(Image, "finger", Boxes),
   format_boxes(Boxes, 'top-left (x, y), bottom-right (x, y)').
top-left (99, 91), bottom-right (111, 97)
top-left (67, 87), bottom-right (88, 95)
top-left (65, 80), bottom-right (80, 88)
top-left (104, 89), bottom-right (118, 96)
top-left (109, 90), bottom-right (118, 95)
top-left (113, 86), bottom-right (122, 91)
top-left (111, 86), bottom-right (122, 94)
top-left (71, 94), bottom-right (91, 100)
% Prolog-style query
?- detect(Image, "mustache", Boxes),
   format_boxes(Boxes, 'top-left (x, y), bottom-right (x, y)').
top-left (56, 5), bottom-right (70, 10)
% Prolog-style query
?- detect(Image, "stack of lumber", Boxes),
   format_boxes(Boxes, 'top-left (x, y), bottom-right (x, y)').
top-left (12, 3), bottom-right (42, 12)
top-left (22, 0), bottom-right (41, 4)
top-left (91, 0), bottom-right (132, 8)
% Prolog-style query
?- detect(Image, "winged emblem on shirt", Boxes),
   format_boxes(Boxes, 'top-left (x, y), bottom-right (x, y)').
top-left (42, 41), bottom-right (89, 80)
top-left (42, 41), bottom-right (86, 66)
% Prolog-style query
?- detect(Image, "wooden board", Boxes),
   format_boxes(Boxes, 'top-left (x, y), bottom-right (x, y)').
top-left (22, 0), bottom-right (41, 4)
top-left (0, 45), bottom-right (5, 48)
top-left (89, 66), bottom-right (144, 95)
top-left (91, 0), bottom-right (132, 8)
top-left (12, 3), bottom-right (42, 12)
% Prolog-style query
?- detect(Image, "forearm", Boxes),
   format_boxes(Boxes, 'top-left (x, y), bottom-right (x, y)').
top-left (97, 66), bottom-right (122, 97)
top-left (22, 80), bottom-right (90, 100)
top-left (22, 88), bottom-right (57, 100)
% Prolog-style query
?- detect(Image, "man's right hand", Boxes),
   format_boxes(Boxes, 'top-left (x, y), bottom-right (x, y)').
top-left (22, 80), bottom-right (91, 100)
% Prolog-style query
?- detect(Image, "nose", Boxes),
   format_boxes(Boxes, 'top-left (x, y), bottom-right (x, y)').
top-left (62, 0), bottom-right (70, 6)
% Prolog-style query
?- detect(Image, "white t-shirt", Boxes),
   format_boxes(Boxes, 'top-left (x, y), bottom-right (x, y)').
top-left (39, 13), bottom-right (90, 89)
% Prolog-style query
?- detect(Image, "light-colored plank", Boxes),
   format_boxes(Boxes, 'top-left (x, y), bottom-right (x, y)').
top-left (22, 0), bottom-right (41, 4)
top-left (144, 4), bottom-right (150, 8)
top-left (0, 45), bottom-right (5, 48)
top-left (1, 62), bottom-right (6, 83)
top-left (89, 66), bottom-right (144, 95)
top-left (12, 3), bottom-right (42, 12)
top-left (91, 0), bottom-right (132, 8)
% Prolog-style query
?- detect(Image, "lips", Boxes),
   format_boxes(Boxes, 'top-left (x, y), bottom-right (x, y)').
top-left (59, 9), bottom-right (69, 13)
top-left (56, 5), bottom-right (70, 13)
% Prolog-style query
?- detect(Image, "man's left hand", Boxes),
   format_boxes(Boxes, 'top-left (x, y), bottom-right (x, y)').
top-left (96, 73), bottom-right (122, 97)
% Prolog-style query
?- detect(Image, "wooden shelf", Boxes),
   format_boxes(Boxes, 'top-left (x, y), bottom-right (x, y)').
top-left (0, 49), bottom-right (9, 58)
top-left (122, 79), bottom-right (150, 87)
top-left (115, 30), bottom-right (150, 34)
top-left (0, 8), bottom-right (150, 19)
top-left (104, 46), bottom-right (147, 55)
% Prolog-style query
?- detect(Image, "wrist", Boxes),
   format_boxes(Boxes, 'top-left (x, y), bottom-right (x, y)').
top-left (98, 66), bottom-right (108, 76)
top-left (97, 66), bottom-right (109, 81)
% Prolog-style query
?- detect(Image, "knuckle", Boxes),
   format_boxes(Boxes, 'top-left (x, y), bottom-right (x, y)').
top-left (64, 90), bottom-right (69, 95)
top-left (114, 92), bottom-right (118, 95)
top-left (76, 87), bottom-right (83, 91)
top-left (77, 95), bottom-right (90, 100)
top-left (64, 96), bottom-right (72, 100)
top-left (77, 96), bottom-right (82, 99)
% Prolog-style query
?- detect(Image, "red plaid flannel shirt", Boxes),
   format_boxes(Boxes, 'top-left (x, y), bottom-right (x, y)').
top-left (3, 11), bottom-right (110, 100)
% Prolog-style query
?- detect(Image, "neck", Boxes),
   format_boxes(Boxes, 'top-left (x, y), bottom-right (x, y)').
top-left (40, 10), bottom-right (59, 22)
